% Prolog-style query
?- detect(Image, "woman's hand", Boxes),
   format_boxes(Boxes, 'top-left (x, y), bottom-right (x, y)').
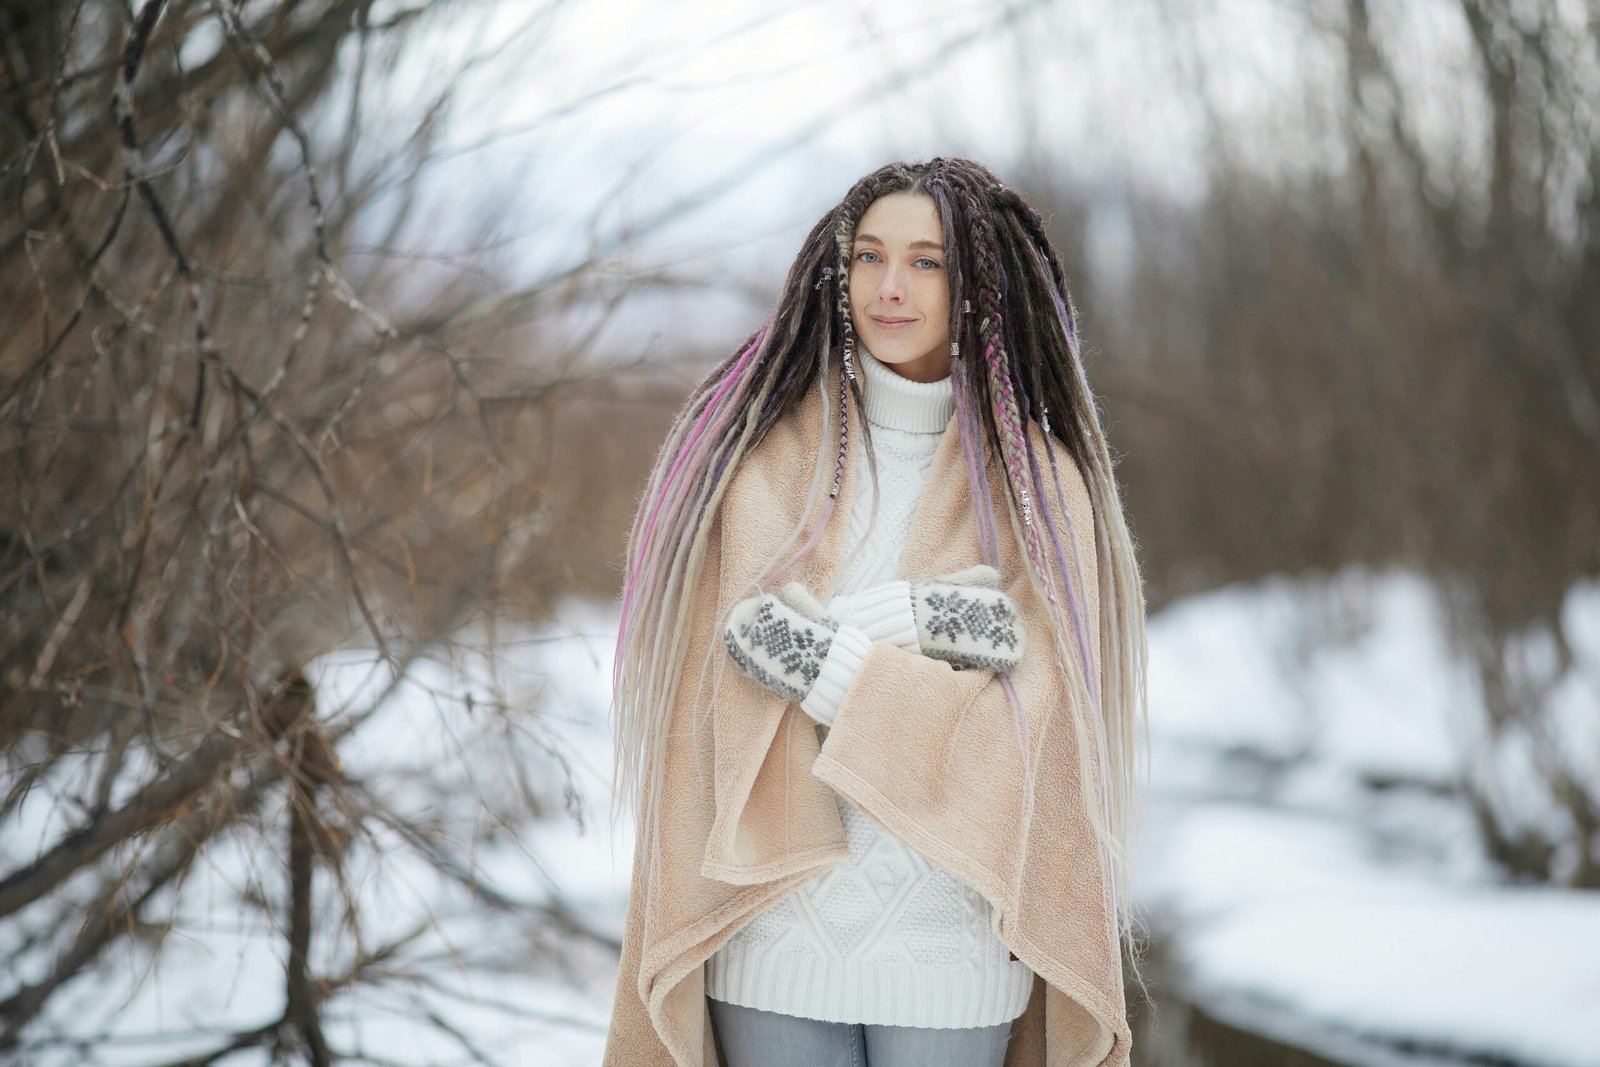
top-left (908, 566), bottom-right (1026, 672)
top-left (722, 589), bottom-right (841, 704)
top-left (725, 567), bottom-right (1026, 712)
top-left (829, 565), bottom-right (1026, 673)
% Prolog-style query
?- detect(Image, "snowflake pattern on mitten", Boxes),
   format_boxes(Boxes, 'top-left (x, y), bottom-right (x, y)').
top-left (724, 596), bottom-right (838, 703)
top-left (914, 587), bottom-right (1024, 673)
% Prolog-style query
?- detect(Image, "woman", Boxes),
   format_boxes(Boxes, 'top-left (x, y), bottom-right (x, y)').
top-left (603, 157), bottom-right (1148, 1067)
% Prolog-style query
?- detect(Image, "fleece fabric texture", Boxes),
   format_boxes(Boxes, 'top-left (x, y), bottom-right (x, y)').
top-left (601, 369), bottom-right (1127, 1067)
top-left (704, 345), bottom-right (1036, 1028)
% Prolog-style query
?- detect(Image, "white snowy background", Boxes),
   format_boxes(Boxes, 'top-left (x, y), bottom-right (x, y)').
top-left (554, 571), bottom-right (1600, 1066)
top-left (8, 571), bottom-right (1597, 1065)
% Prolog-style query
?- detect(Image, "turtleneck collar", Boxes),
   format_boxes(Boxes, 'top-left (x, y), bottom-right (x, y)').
top-left (857, 345), bottom-right (955, 433)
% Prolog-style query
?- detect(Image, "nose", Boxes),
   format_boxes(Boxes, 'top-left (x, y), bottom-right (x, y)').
top-left (876, 264), bottom-right (905, 302)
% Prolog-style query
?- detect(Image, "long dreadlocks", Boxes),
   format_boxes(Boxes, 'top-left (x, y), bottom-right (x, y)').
top-left (611, 157), bottom-right (1148, 953)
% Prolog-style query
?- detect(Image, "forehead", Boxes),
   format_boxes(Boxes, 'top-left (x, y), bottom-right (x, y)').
top-left (854, 192), bottom-right (943, 248)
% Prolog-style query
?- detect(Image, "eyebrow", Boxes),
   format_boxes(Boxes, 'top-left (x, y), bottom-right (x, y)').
top-left (854, 233), bottom-right (945, 253)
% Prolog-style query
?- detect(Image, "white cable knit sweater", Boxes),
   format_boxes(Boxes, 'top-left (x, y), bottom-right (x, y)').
top-left (703, 346), bottom-right (1036, 1028)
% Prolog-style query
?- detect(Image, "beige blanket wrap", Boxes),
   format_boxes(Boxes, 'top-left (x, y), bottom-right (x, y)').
top-left (603, 381), bottom-right (1129, 1066)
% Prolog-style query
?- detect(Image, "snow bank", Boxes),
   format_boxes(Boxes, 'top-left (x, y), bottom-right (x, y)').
top-left (1136, 570), bottom-right (1600, 1067)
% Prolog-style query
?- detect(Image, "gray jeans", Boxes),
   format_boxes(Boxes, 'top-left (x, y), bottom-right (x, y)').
top-left (708, 997), bottom-right (1014, 1067)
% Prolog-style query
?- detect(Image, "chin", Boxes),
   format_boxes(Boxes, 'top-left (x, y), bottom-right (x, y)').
top-left (870, 343), bottom-right (923, 365)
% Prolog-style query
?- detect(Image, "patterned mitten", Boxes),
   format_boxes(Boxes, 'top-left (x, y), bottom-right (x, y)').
top-left (723, 591), bottom-right (841, 704)
top-left (909, 565), bottom-right (1025, 673)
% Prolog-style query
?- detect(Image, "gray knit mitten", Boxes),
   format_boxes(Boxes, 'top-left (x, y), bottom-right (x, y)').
top-left (909, 565), bottom-right (1026, 673)
top-left (723, 591), bottom-right (840, 703)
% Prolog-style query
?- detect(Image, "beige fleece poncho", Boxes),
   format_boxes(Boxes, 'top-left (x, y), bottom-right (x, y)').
top-left (603, 376), bottom-right (1129, 1066)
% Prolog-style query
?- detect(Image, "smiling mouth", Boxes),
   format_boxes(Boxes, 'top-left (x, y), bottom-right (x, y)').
top-left (871, 316), bottom-right (916, 326)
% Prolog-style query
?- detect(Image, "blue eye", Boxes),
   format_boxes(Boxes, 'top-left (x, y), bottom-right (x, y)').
top-left (853, 250), bottom-right (942, 269)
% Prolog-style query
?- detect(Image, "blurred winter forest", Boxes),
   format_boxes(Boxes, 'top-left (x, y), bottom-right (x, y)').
top-left (0, 0), bottom-right (1596, 1064)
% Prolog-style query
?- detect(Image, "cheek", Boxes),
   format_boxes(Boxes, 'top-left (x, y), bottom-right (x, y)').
top-left (848, 284), bottom-right (870, 320)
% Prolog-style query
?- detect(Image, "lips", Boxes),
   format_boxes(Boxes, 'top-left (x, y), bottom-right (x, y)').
top-left (870, 315), bottom-right (916, 328)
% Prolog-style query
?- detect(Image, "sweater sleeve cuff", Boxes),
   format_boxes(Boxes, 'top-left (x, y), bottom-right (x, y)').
top-left (800, 623), bottom-right (872, 727)
top-left (828, 582), bottom-right (920, 653)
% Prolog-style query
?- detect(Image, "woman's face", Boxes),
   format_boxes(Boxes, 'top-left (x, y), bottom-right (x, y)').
top-left (849, 191), bottom-right (952, 384)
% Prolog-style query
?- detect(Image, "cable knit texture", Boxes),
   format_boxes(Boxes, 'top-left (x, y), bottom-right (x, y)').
top-left (705, 345), bottom-right (1036, 1027)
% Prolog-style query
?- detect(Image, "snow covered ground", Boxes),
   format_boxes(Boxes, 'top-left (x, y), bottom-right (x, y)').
top-left (1, 609), bottom-right (628, 1066)
top-left (504, 569), bottom-right (1600, 1066)
top-left (5, 570), bottom-right (1596, 1065)
top-left (1134, 570), bottom-right (1600, 1067)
